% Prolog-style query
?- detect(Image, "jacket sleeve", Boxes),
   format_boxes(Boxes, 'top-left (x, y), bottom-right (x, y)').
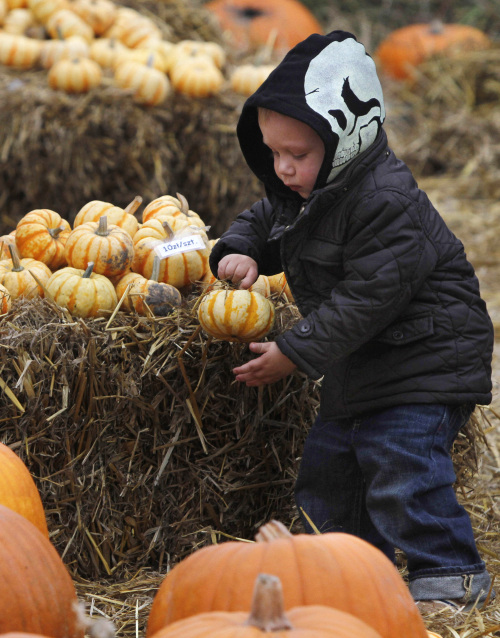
top-left (209, 198), bottom-right (283, 278)
top-left (276, 189), bottom-right (441, 379)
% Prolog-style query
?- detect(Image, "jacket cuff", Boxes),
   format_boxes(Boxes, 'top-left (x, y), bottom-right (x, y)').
top-left (275, 333), bottom-right (323, 381)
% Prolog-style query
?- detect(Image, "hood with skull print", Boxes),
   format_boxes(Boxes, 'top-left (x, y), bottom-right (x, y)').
top-left (236, 30), bottom-right (386, 199)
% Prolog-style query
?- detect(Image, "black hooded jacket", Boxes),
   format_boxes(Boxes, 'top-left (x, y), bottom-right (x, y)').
top-left (209, 31), bottom-right (493, 418)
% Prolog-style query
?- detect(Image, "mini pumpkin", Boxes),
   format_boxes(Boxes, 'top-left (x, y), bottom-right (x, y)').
top-left (267, 271), bottom-right (293, 301)
top-left (27, 0), bottom-right (68, 24)
top-left (132, 221), bottom-right (210, 289)
top-left (146, 519), bottom-right (428, 638)
top-left (167, 39), bottom-right (226, 71)
top-left (3, 8), bottom-right (34, 34)
top-left (46, 8), bottom-right (94, 41)
top-left (73, 195), bottom-right (141, 238)
top-left (70, 0), bottom-right (117, 35)
top-left (15, 209), bottom-right (71, 270)
top-left (0, 282), bottom-right (11, 313)
top-left (0, 504), bottom-right (83, 638)
top-left (0, 232), bottom-right (16, 260)
top-left (374, 20), bottom-right (491, 81)
top-left (197, 288), bottom-right (275, 342)
top-left (64, 216), bottom-right (134, 278)
top-left (0, 245), bottom-right (52, 299)
top-left (230, 63), bottom-right (275, 96)
top-left (115, 255), bottom-right (182, 316)
top-left (0, 32), bottom-right (41, 68)
top-left (46, 261), bottom-right (118, 317)
top-left (149, 573), bottom-right (383, 638)
top-left (48, 55), bottom-right (102, 92)
top-left (40, 34), bottom-right (90, 69)
top-left (169, 53), bottom-right (224, 98)
top-left (89, 36), bottom-right (126, 68)
top-left (0, 442), bottom-right (49, 537)
top-left (114, 56), bottom-right (170, 106)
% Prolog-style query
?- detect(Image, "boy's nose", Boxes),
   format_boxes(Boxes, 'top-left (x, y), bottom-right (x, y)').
top-left (278, 158), bottom-right (294, 176)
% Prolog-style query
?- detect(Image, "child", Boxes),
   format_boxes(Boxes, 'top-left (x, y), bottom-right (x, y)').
top-left (209, 30), bottom-right (495, 612)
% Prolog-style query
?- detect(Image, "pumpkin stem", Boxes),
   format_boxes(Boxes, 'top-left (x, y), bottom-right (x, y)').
top-left (48, 225), bottom-right (65, 239)
top-left (8, 244), bottom-right (23, 272)
top-left (151, 255), bottom-right (161, 282)
top-left (161, 220), bottom-right (175, 241)
top-left (97, 216), bottom-right (109, 236)
top-left (124, 195), bottom-right (143, 217)
top-left (245, 574), bottom-right (293, 632)
top-left (176, 192), bottom-right (190, 216)
top-left (255, 520), bottom-right (293, 543)
top-left (83, 262), bottom-right (95, 278)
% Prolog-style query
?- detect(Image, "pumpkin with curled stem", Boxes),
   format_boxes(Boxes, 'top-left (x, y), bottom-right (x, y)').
top-left (0, 442), bottom-right (49, 537)
top-left (15, 209), bottom-right (71, 270)
top-left (46, 261), bottom-right (117, 317)
top-left (146, 519), bottom-right (429, 638)
top-left (64, 216), bottom-right (134, 279)
top-left (148, 572), bottom-right (383, 638)
top-left (374, 20), bottom-right (490, 81)
top-left (0, 245), bottom-right (52, 299)
top-left (115, 255), bottom-right (182, 316)
top-left (197, 288), bottom-right (275, 342)
top-left (73, 196), bottom-right (141, 238)
top-left (0, 505), bottom-right (84, 638)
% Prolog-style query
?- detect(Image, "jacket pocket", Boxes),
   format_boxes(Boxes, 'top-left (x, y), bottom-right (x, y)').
top-left (300, 239), bottom-right (344, 294)
top-left (374, 315), bottom-right (434, 346)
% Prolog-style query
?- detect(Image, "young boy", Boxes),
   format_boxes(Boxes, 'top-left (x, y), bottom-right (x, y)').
top-left (209, 30), bottom-right (495, 612)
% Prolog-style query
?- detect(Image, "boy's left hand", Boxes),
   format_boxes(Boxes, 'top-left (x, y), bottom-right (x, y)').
top-left (233, 342), bottom-right (297, 386)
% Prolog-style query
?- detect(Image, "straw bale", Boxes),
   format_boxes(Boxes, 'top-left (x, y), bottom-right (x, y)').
top-left (0, 287), bottom-right (490, 581)
top-left (383, 47), bottom-right (500, 200)
top-left (0, 0), bottom-right (264, 237)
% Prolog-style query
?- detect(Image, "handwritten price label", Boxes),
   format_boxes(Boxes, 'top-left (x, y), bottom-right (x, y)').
top-left (154, 234), bottom-right (206, 259)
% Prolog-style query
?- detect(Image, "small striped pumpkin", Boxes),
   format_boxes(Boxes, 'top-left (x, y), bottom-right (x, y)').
top-left (48, 56), bottom-right (102, 93)
top-left (15, 209), bottom-right (71, 270)
top-left (197, 288), bottom-right (275, 342)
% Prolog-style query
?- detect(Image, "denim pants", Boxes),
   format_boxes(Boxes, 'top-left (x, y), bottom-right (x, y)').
top-left (295, 403), bottom-right (491, 602)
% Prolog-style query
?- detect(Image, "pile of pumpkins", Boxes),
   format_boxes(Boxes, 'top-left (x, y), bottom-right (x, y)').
top-left (0, 192), bottom-right (293, 342)
top-left (0, 0), bottom-right (277, 101)
top-left (0, 439), bottom-right (441, 638)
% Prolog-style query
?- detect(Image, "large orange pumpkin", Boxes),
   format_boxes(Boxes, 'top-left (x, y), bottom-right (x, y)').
top-left (146, 520), bottom-right (428, 638)
top-left (148, 573), bottom-right (383, 638)
top-left (374, 20), bottom-right (491, 81)
top-left (204, 0), bottom-right (323, 53)
top-left (0, 442), bottom-right (49, 537)
top-left (0, 504), bottom-right (84, 638)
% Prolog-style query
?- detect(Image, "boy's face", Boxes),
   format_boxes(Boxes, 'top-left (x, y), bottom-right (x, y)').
top-left (259, 110), bottom-right (325, 199)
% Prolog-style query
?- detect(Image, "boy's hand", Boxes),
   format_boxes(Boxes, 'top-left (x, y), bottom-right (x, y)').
top-left (233, 342), bottom-right (297, 386)
top-left (218, 254), bottom-right (258, 289)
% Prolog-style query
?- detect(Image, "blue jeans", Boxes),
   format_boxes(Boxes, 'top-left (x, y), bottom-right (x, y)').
top-left (295, 403), bottom-right (491, 602)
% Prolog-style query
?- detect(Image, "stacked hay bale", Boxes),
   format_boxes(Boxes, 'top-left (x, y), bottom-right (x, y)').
top-left (0, 0), bottom-right (271, 237)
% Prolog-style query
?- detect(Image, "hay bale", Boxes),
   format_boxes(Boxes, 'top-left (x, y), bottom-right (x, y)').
top-left (0, 0), bottom-right (265, 237)
top-left (0, 291), bottom-right (488, 579)
top-left (383, 47), bottom-right (500, 199)
top-left (0, 293), bottom-right (317, 578)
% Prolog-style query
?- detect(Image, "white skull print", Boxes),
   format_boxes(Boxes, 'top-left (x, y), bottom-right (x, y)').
top-left (304, 38), bottom-right (385, 181)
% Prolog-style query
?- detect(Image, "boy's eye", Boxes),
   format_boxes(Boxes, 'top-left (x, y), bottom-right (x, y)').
top-left (293, 153), bottom-right (306, 160)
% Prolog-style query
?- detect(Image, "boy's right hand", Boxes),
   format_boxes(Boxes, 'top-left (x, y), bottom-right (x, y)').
top-left (217, 254), bottom-right (259, 289)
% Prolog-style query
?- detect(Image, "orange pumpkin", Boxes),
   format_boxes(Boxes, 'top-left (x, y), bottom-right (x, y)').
top-left (0, 245), bottom-right (52, 299)
top-left (146, 520), bottom-right (428, 638)
top-left (15, 209), bottom-right (71, 270)
top-left (374, 21), bottom-right (491, 81)
top-left (64, 216), bottom-right (134, 279)
top-left (0, 504), bottom-right (83, 638)
top-left (204, 0), bottom-right (323, 53)
top-left (0, 442), bottom-right (49, 537)
top-left (149, 573), bottom-right (383, 638)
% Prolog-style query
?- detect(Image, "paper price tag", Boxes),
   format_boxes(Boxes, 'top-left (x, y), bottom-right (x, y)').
top-left (154, 234), bottom-right (206, 259)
